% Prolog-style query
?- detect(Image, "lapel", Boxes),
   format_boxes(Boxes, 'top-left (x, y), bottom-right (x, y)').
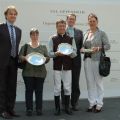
top-left (4, 23), bottom-right (11, 45)
top-left (83, 31), bottom-right (89, 44)
top-left (74, 28), bottom-right (77, 43)
top-left (15, 26), bottom-right (18, 46)
top-left (5, 23), bottom-right (20, 49)
top-left (74, 28), bottom-right (76, 37)
top-left (14, 26), bottom-right (21, 48)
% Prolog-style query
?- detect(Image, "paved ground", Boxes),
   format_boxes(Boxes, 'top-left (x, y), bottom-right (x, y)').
top-left (0, 98), bottom-right (120, 120)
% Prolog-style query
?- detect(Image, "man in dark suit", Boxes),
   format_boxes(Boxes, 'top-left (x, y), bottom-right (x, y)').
top-left (61, 14), bottom-right (83, 111)
top-left (0, 5), bottom-right (21, 119)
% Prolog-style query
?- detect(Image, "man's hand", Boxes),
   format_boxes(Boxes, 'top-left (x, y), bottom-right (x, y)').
top-left (55, 51), bottom-right (64, 56)
top-left (80, 48), bottom-right (85, 53)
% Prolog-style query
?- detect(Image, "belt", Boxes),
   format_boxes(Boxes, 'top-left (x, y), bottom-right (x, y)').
top-left (84, 53), bottom-right (91, 59)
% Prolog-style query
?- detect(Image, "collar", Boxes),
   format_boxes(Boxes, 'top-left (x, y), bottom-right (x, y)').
top-left (57, 33), bottom-right (66, 37)
top-left (87, 27), bottom-right (99, 33)
top-left (6, 20), bottom-right (14, 27)
top-left (67, 26), bottom-right (74, 30)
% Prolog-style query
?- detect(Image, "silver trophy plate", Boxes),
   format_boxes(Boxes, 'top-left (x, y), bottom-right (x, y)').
top-left (26, 52), bottom-right (46, 66)
top-left (57, 43), bottom-right (73, 55)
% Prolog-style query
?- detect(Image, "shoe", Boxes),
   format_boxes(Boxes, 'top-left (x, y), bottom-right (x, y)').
top-left (61, 103), bottom-right (65, 111)
top-left (26, 110), bottom-right (32, 116)
top-left (94, 109), bottom-right (102, 113)
top-left (65, 108), bottom-right (73, 115)
top-left (1, 112), bottom-right (13, 119)
top-left (94, 106), bottom-right (102, 113)
top-left (8, 111), bottom-right (20, 117)
top-left (72, 106), bottom-right (80, 111)
top-left (36, 109), bottom-right (42, 116)
top-left (54, 108), bottom-right (60, 116)
top-left (86, 105), bottom-right (96, 112)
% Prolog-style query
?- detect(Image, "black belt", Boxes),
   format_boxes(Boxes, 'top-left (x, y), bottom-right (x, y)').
top-left (84, 53), bottom-right (91, 59)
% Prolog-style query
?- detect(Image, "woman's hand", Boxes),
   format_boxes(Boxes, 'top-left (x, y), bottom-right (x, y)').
top-left (45, 57), bottom-right (50, 64)
top-left (21, 56), bottom-right (27, 62)
top-left (91, 47), bottom-right (100, 53)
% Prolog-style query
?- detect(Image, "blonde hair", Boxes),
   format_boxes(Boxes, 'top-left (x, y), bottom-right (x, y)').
top-left (4, 5), bottom-right (18, 19)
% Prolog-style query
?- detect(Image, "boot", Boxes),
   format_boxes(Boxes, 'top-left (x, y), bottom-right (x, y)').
top-left (54, 96), bottom-right (60, 116)
top-left (61, 81), bottom-right (65, 110)
top-left (65, 95), bottom-right (72, 115)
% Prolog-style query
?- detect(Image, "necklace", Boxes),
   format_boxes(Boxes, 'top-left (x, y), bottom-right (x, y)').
top-left (29, 42), bottom-right (40, 48)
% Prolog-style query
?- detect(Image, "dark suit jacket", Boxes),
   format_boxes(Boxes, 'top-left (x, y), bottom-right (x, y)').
top-left (73, 28), bottom-right (83, 65)
top-left (74, 28), bottom-right (83, 53)
top-left (0, 23), bottom-right (21, 68)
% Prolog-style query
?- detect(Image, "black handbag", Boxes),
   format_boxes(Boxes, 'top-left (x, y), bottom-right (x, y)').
top-left (18, 44), bottom-right (28, 69)
top-left (99, 43), bottom-right (111, 77)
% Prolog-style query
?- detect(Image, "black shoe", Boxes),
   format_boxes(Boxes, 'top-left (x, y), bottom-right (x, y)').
top-left (86, 108), bottom-right (93, 112)
top-left (86, 105), bottom-right (96, 112)
top-left (26, 110), bottom-right (32, 116)
top-left (36, 109), bottom-right (42, 116)
top-left (61, 104), bottom-right (65, 111)
top-left (72, 106), bottom-right (80, 111)
top-left (65, 108), bottom-right (73, 115)
top-left (94, 107), bottom-right (102, 113)
top-left (1, 112), bottom-right (13, 119)
top-left (94, 109), bottom-right (102, 113)
top-left (8, 111), bottom-right (20, 117)
top-left (54, 109), bottom-right (60, 116)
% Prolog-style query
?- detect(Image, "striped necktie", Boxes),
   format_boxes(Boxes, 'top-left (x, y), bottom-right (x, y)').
top-left (10, 25), bottom-right (16, 57)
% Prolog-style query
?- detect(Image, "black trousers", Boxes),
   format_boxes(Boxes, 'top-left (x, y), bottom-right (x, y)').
top-left (61, 57), bottom-right (81, 107)
top-left (0, 57), bottom-right (17, 113)
top-left (23, 77), bottom-right (44, 110)
top-left (71, 59), bottom-right (81, 107)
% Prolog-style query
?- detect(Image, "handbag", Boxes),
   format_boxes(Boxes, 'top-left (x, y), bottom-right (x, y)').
top-left (18, 44), bottom-right (28, 69)
top-left (99, 42), bottom-right (111, 77)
